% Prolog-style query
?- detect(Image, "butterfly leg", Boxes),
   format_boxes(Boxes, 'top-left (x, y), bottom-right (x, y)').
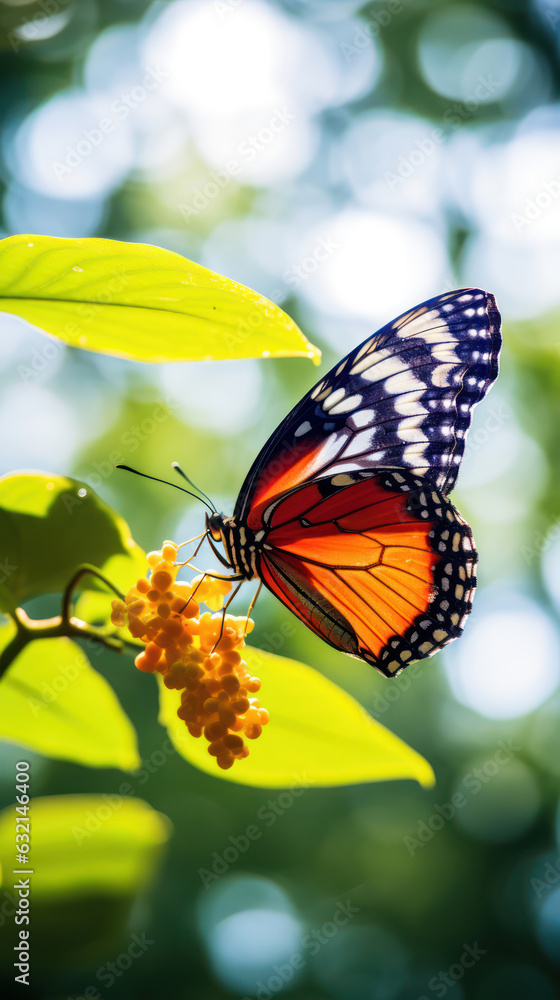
top-left (176, 531), bottom-right (207, 551)
top-left (174, 570), bottom-right (244, 619)
top-left (199, 571), bottom-right (245, 582)
top-left (175, 531), bottom-right (207, 559)
top-left (211, 580), bottom-right (244, 654)
top-left (175, 531), bottom-right (208, 571)
top-left (243, 580), bottom-right (262, 637)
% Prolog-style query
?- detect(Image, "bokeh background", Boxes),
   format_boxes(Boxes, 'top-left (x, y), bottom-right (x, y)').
top-left (2, 0), bottom-right (560, 997)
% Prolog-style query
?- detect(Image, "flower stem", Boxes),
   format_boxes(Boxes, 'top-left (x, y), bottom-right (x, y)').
top-left (61, 563), bottom-right (125, 621)
top-left (0, 564), bottom-right (127, 679)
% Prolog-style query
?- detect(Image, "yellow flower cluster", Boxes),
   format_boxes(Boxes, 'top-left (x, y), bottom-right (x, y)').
top-left (111, 541), bottom-right (268, 770)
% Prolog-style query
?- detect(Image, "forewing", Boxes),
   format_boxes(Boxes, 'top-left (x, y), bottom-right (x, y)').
top-left (257, 469), bottom-right (477, 677)
top-left (236, 287), bottom-right (501, 528)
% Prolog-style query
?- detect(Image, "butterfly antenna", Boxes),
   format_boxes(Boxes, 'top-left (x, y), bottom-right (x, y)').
top-left (116, 465), bottom-right (214, 513)
top-left (172, 461), bottom-right (217, 513)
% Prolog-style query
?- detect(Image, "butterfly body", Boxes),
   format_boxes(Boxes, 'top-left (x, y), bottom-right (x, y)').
top-left (206, 288), bottom-right (502, 677)
top-left (207, 512), bottom-right (261, 580)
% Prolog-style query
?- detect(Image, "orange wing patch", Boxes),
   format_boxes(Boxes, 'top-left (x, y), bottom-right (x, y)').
top-left (247, 435), bottom-right (347, 530)
top-left (259, 470), bottom-right (477, 677)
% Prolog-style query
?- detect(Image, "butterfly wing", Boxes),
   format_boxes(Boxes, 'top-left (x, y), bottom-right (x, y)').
top-left (256, 469), bottom-right (477, 676)
top-left (235, 288), bottom-right (501, 531)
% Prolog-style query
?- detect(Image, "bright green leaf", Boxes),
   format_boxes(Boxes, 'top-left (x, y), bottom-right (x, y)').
top-left (0, 631), bottom-right (140, 771)
top-left (0, 794), bottom-right (171, 898)
top-left (0, 470), bottom-right (145, 611)
top-left (159, 646), bottom-right (435, 789)
top-left (0, 234), bottom-right (320, 364)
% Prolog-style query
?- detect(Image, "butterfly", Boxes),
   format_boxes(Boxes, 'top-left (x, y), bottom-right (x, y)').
top-left (123, 288), bottom-right (502, 678)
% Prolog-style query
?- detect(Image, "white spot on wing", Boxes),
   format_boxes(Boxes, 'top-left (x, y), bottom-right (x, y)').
top-left (325, 461), bottom-right (379, 476)
top-left (431, 343), bottom-right (460, 363)
top-left (357, 350), bottom-right (409, 382)
top-left (384, 370), bottom-right (426, 395)
top-left (343, 429), bottom-right (376, 458)
top-left (322, 387), bottom-right (346, 411)
top-left (394, 389), bottom-right (428, 418)
top-left (397, 414), bottom-right (428, 446)
top-left (402, 437), bottom-right (429, 465)
top-left (432, 364), bottom-right (456, 387)
top-left (328, 393), bottom-right (363, 415)
top-left (353, 337), bottom-right (377, 362)
top-left (393, 309), bottom-right (443, 339)
top-left (314, 432), bottom-right (345, 469)
top-left (294, 421), bottom-right (312, 437)
top-left (310, 380), bottom-right (325, 399)
top-left (349, 409), bottom-right (375, 429)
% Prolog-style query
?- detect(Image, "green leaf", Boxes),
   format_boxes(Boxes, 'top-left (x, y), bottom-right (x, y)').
top-left (158, 646), bottom-right (434, 789)
top-left (0, 794), bottom-right (171, 899)
top-left (0, 625), bottom-right (140, 771)
top-left (0, 470), bottom-right (145, 611)
top-left (0, 234), bottom-right (320, 364)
